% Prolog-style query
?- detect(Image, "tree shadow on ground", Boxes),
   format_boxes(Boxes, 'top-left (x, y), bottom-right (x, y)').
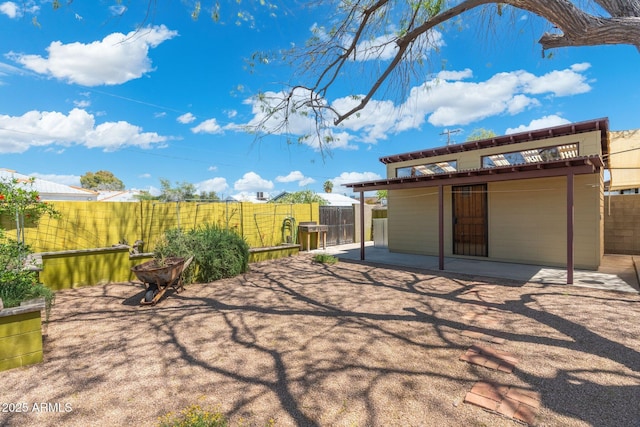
top-left (2, 256), bottom-right (639, 427)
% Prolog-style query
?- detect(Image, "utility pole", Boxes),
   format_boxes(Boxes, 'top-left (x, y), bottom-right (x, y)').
top-left (440, 128), bottom-right (463, 145)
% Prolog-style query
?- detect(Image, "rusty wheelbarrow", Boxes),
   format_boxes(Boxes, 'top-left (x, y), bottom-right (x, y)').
top-left (131, 256), bottom-right (194, 305)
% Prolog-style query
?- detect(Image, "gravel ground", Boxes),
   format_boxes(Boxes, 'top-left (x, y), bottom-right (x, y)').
top-left (1, 254), bottom-right (639, 427)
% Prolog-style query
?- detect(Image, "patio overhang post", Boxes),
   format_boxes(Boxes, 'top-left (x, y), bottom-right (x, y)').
top-left (567, 171), bottom-right (574, 285)
top-left (438, 184), bottom-right (444, 270)
top-left (359, 191), bottom-right (365, 260)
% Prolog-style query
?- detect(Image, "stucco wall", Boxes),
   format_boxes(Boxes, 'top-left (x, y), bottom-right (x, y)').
top-left (387, 174), bottom-right (602, 270)
top-left (387, 187), bottom-right (452, 255)
top-left (488, 174), bottom-right (601, 269)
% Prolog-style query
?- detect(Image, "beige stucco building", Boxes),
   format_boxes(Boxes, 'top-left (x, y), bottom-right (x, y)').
top-left (346, 118), bottom-right (611, 283)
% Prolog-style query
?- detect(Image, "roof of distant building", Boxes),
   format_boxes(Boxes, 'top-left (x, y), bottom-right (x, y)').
top-left (97, 190), bottom-right (145, 202)
top-left (0, 169), bottom-right (97, 201)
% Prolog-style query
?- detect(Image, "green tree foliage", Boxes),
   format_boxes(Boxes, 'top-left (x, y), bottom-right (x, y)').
top-left (0, 177), bottom-right (60, 243)
top-left (466, 128), bottom-right (497, 141)
top-left (0, 229), bottom-right (55, 315)
top-left (323, 180), bottom-right (334, 193)
top-left (80, 170), bottom-right (125, 191)
top-left (270, 190), bottom-right (328, 205)
top-left (199, 191), bottom-right (220, 201)
top-left (159, 178), bottom-right (197, 202)
top-left (133, 181), bottom-right (219, 202)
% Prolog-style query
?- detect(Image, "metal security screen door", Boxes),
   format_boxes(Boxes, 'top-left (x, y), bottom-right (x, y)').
top-left (453, 184), bottom-right (488, 256)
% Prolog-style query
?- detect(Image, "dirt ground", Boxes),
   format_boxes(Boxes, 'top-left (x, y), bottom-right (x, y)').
top-left (2, 254), bottom-right (639, 427)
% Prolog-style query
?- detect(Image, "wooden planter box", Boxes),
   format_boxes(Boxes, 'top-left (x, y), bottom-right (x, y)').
top-left (0, 298), bottom-right (45, 372)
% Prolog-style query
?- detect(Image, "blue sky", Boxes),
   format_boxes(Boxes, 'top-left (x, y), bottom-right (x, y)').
top-left (1, 1), bottom-right (638, 199)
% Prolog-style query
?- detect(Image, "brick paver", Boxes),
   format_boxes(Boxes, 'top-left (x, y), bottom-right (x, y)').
top-left (459, 344), bottom-right (518, 373)
top-left (464, 381), bottom-right (541, 425)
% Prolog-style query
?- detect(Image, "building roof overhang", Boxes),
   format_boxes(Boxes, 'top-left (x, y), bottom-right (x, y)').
top-left (379, 117), bottom-right (609, 165)
top-left (346, 155), bottom-right (604, 192)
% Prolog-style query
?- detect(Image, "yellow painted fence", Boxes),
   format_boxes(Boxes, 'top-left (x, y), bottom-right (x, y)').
top-left (4, 200), bottom-right (319, 253)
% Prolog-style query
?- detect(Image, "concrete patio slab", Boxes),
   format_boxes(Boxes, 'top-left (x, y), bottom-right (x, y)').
top-left (314, 242), bottom-right (640, 293)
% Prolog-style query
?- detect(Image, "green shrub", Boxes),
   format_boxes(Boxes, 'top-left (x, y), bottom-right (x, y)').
top-left (0, 230), bottom-right (54, 317)
top-left (158, 404), bottom-right (228, 427)
top-left (312, 253), bottom-right (338, 265)
top-left (155, 225), bottom-right (250, 283)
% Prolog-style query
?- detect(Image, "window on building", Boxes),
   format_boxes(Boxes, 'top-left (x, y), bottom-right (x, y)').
top-left (396, 160), bottom-right (457, 178)
top-left (482, 143), bottom-right (579, 168)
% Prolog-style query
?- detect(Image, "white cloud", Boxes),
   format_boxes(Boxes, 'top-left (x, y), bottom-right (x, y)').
top-left (0, 108), bottom-right (169, 153)
top-left (0, 1), bottom-right (36, 18)
top-left (506, 94), bottom-right (540, 115)
top-left (276, 170), bottom-right (316, 186)
top-left (208, 166), bottom-right (218, 171)
top-left (404, 64), bottom-right (592, 127)
top-left (84, 121), bottom-right (168, 152)
top-left (331, 97), bottom-right (399, 143)
top-left (234, 172), bottom-right (274, 192)
top-left (299, 177), bottom-right (316, 186)
top-left (520, 68), bottom-right (591, 96)
top-left (332, 171), bottom-right (382, 189)
top-left (239, 64), bottom-right (592, 149)
top-left (30, 173), bottom-right (81, 187)
top-left (9, 25), bottom-right (177, 86)
top-left (177, 112), bottom-right (196, 124)
top-left (139, 173), bottom-right (151, 179)
top-left (242, 88), bottom-right (358, 151)
top-left (275, 171), bottom-right (304, 183)
top-left (436, 69), bottom-right (472, 81)
top-left (570, 62), bottom-right (591, 72)
top-left (0, 2), bottom-right (18, 18)
top-left (197, 177), bottom-right (229, 193)
top-left (191, 118), bottom-right (222, 134)
top-left (73, 99), bottom-right (91, 108)
top-left (0, 61), bottom-right (24, 76)
top-left (505, 115), bottom-right (571, 134)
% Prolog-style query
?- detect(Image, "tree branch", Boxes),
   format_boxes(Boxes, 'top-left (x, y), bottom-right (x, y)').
top-left (260, 0), bottom-right (640, 153)
top-left (332, 0), bottom-right (640, 125)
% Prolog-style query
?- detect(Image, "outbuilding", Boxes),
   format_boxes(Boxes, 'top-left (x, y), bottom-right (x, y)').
top-left (345, 118), bottom-right (611, 284)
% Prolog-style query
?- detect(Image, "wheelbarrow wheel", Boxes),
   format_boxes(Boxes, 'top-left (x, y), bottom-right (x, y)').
top-left (145, 289), bottom-right (157, 302)
top-left (145, 284), bottom-right (159, 303)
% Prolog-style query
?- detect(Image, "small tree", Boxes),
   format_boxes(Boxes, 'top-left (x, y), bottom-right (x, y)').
top-left (80, 170), bottom-right (125, 191)
top-left (0, 177), bottom-right (58, 315)
top-left (159, 179), bottom-right (197, 202)
top-left (0, 178), bottom-right (60, 245)
top-left (323, 180), bottom-right (334, 193)
top-left (466, 128), bottom-right (497, 141)
top-left (199, 191), bottom-right (220, 201)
